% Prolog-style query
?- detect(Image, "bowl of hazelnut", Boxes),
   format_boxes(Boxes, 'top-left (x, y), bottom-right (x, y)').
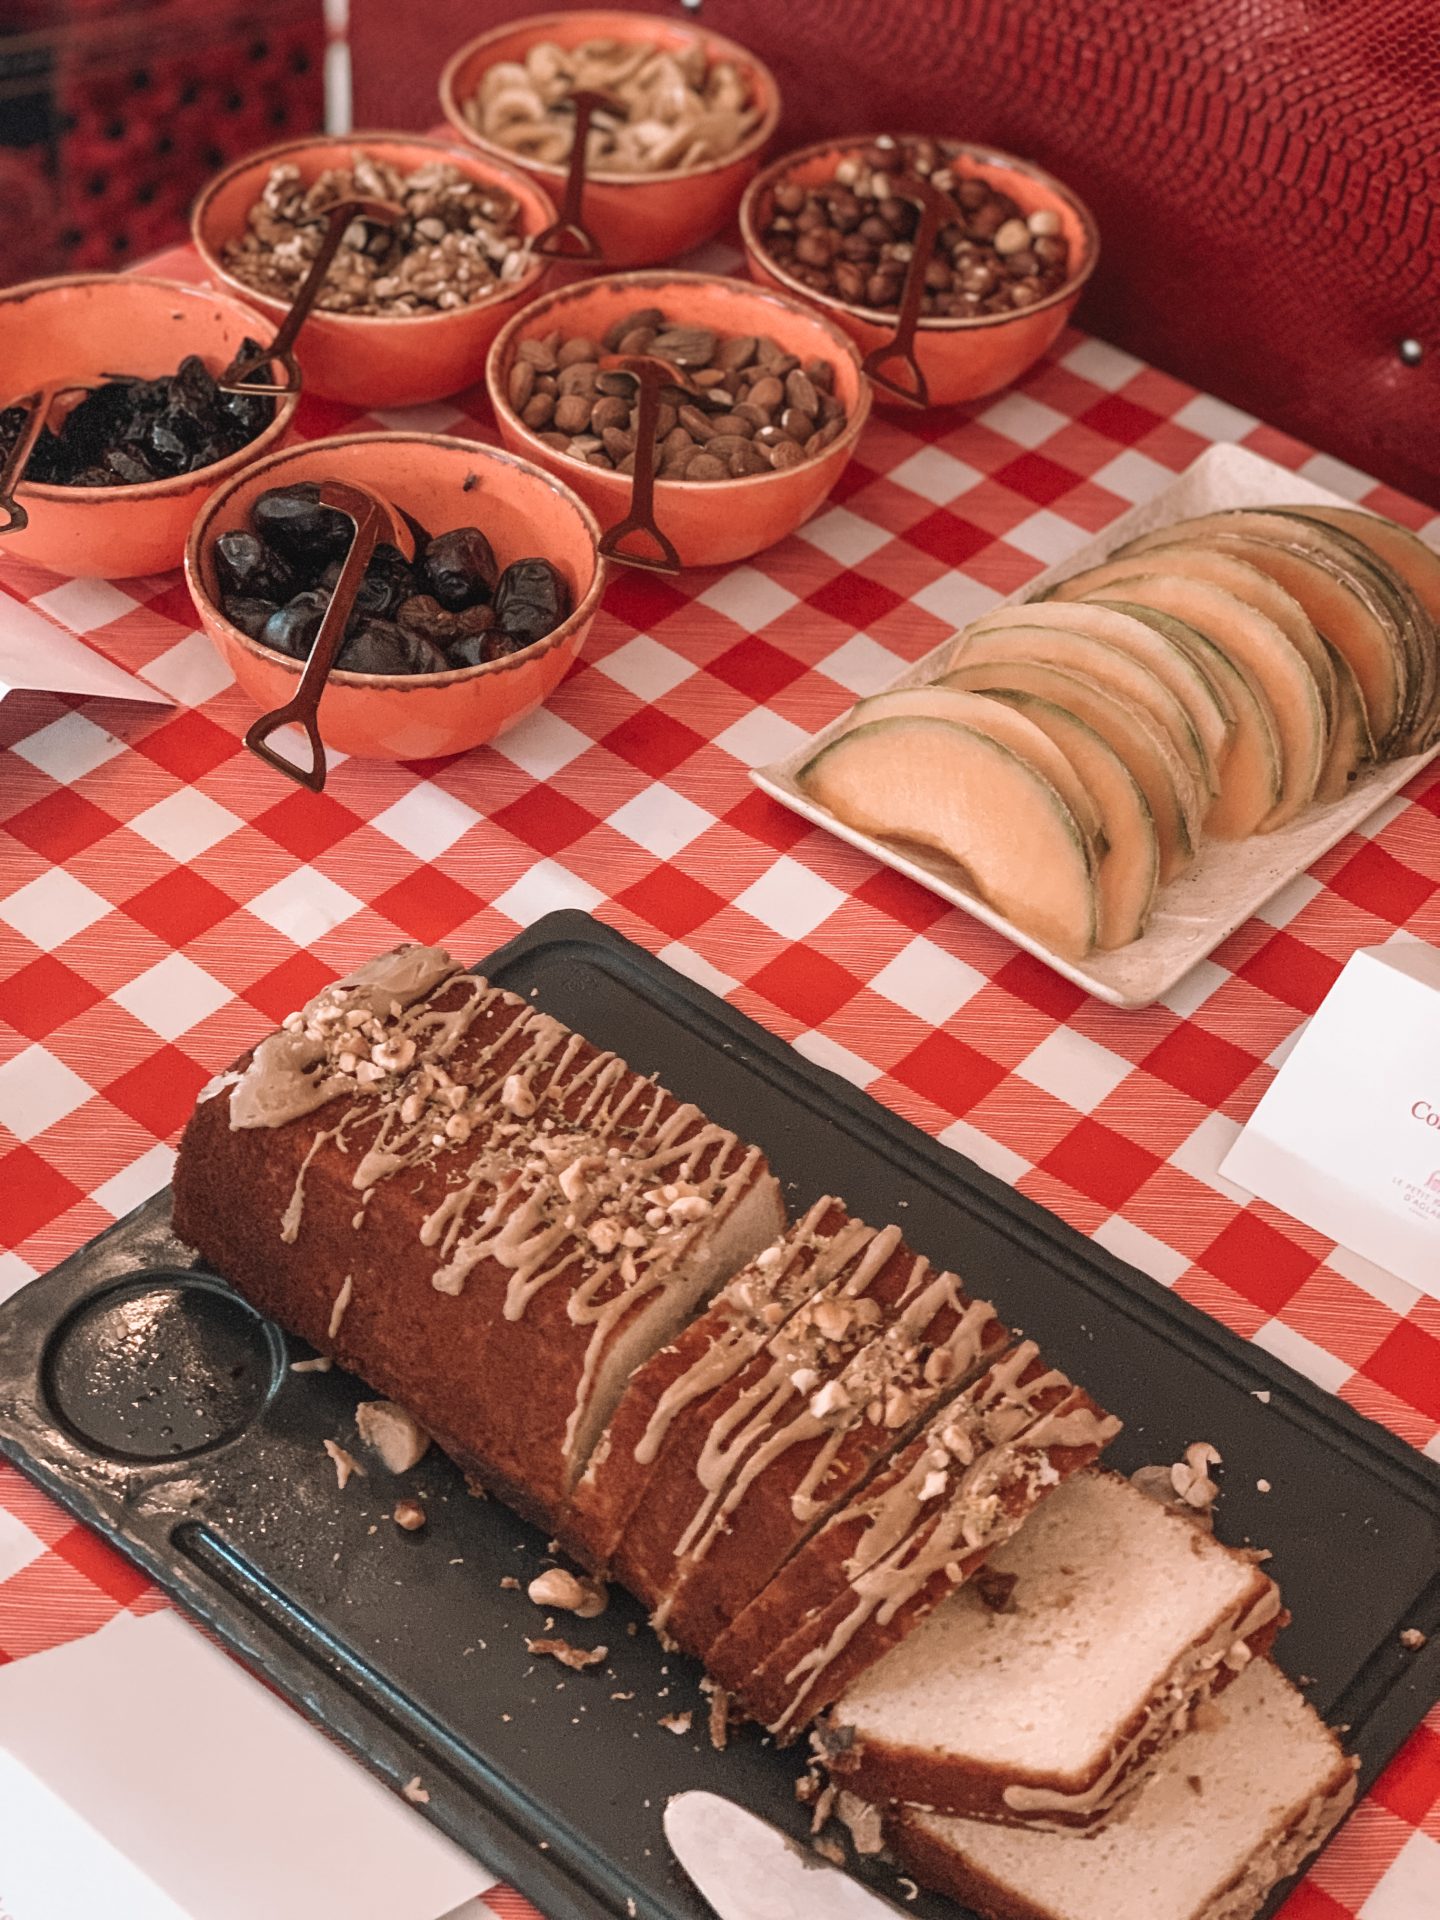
top-left (740, 135), bottom-right (1099, 407)
top-left (185, 432), bottom-right (605, 762)
top-left (191, 134), bottom-right (557, 408)
top-left (0, 273), bottom-right (300, 579)
top-left (485, 270), bottom-right (871, 570)
top-left (439, 10), bottom-right (781, 269)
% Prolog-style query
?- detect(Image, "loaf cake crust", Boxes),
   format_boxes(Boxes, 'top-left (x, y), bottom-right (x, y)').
top-left (172, 946), bottom-right (783, 1529)
top-left (706, 1345), bottom-right (1120, 1735)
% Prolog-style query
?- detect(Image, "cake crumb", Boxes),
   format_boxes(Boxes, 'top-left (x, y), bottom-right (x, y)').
top-left (813, 1836), bottom-right (846, 1866)
top-left (703, 1678), bottom-right (732, 1750)
top-left (1401, 1627), bottom-right (1427, 1649)
top-left (659, 1710), bottom-right (693, 1735)
top-left (611, 1690), bottom-right (635, 1701)
top-left (1251, 1389), bottom-right (1271, 1404)
top-left (290, 1356), bottom-right (332, 1373)
top-left (1256, 1478), bottom-right (1271, 1493)
top-left (836, 1791), bottom-right (884, 1856)
top-left (392, 1499), bottom-right (426, 1531)
top-left (526, 1637), bottom-right (607, 1671)
top-left (500, 1575), bottom-right (521, 1590)
top-left (898, 1878), bottom-right (919, 1902)
top-left (323, 1438), bottom-right (364, 1489)
top-left (402, 1776), bottom-right (429, 1804)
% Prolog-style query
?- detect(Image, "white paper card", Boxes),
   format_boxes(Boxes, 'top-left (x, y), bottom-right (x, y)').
top-left (0, 594), bottom-right (170, 704)
top-left (1221, 942), bottom-right (1440, 1298)
top-left (0, 1611), bottom-right (488, 1920)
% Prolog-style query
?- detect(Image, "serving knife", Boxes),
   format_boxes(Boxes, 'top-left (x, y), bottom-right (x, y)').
top-left (663, 1790), bottom-right (909, 1920)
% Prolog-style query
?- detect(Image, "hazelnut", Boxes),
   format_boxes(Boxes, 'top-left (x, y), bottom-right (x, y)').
top-left (527, 1567), bottom-right (608, 1617)
top-left (356, 1399), bottom-right (431, 1473)
top-left (393, 1499), bottom-right (427, 1531)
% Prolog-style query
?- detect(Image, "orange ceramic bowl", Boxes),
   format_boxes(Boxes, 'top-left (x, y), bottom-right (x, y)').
top-left (740, 136), bottom-right (1099, 408)
top-left (439, 10), bottom-right (780, 269)
top-left (0, 274), bottom-right (298, 579)
top-left (486, 271), bottom-right (870, 569)
top-left (185, 433), bottom-right (605, 761)
top-left (191, 133), bottom-right (557, 408)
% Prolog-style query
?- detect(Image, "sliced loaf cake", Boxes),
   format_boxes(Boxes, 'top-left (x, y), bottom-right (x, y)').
top-left (827, 1468), bottom-right (1284, 1826)
top-left (707, 1344), bottom-right (1120, 1736)
top-left (889, 1656), bottom-right (1357, 1920)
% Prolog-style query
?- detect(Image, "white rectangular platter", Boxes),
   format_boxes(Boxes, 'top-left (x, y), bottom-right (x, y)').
top-left (753, 442), bottom-right (1440, 1008)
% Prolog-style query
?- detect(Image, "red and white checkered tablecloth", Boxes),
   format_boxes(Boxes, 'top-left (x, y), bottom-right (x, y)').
top-left (0, 240), bottom-right (1436, 1920)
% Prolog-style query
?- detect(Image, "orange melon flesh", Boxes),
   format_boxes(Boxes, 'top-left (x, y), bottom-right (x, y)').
top-left (1051, 545), bottom-right (1337, 738)
top-left (973, 599), bottom-right (1231, 782)
top-left (978, 688), bottom-right (1159, 951)
top-left (798, 717), bottom-right (1097, 959)
top-left (1086, 603), bottom-right (1282, 840)
top-left (941, 659), bottom-right (1196, 885)
top-left (1119, 510), bottom-right (1411, 750)
top-left (946, 625), bottom-right (1212, 812)
top-left (1288, 506), bottom-right (1440, 747)
top-left (844, 686), bottom-right (1105, 851)
top-left (1314, 637), bottom-right (1376, 802)
top-left (1078, 573), bottom-right (1324, 829)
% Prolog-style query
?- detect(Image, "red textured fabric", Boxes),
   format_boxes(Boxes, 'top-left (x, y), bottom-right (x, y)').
top-left (350, 0), bottom-right (1440, 507)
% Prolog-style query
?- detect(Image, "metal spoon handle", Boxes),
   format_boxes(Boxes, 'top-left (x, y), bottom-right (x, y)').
top-left (532, 90), bottom-right (622, 261)
top-left (596, 352), bottom-right (704, 573)
top-left (0, 385), bottom-right (61, 534)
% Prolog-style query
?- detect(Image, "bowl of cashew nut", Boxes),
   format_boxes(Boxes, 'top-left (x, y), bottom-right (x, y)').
top-left (439, 9), bottom-right (782, 269)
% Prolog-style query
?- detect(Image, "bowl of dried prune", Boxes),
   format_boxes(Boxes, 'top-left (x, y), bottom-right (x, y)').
top-left (0, 274), bottom-right (298, 578)
top-left (185, 432), bottom-right (605, 761)
top-left (485, 269), bottom-right (870, 568)
top-left (740, 135), bottom-right (1098, 407)
top-left (192, 134), bottom-right (556, 408)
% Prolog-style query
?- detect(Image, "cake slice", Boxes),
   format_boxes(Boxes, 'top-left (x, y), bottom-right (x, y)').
top-left (617, 1221), bottom-right (1009, 1656)
top-left (172, 946), bottom-right (784, 1529)
top-left (889, 1658), bottom-right (1357, 1920)
top-left (707, 1346), bottom-right (1120, 1737)
top-left (826, 1469), bottom-right (1285, 1826)
top-left (562, 1197), bottom-right (864, 1570)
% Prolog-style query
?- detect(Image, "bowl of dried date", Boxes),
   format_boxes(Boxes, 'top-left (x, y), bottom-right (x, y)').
top-left (439, 10), bottom-right (781, 268)
top-left (185, 432), bottom-right (605, 761)
top-left (191, 134), bottom-right (556, 407)
top-left (741, 135), bottom-right (1098, 407)
top-left (485, 270), bottom-right (870, 568)
top-left (0, 273), bottom-right (298, 578)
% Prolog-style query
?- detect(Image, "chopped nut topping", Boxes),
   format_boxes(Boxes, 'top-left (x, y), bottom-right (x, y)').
top-left (527, 1567), bottom-right (608, 1617)
top-left (392, 1499), bottom-right (427, 1531)
top-left (323, 1438), bottom-right (364, 1489)
top-left (812, 1836), bottom-right (846, 1866)
top-left (1400, 1627), bottom-right (1427, 1649)
top-left (356, 1399), bottom-right (431, 1473)
top-left (836, 1791), bottom-right (884, 1856)
top-left (809, 1379), bottom-right (851, 1421)
top-left (659, 1710), bottom-right (693, 1735)
top-left (812, 1298), bottom-right (852, 1340)
top-left (526, 1637), bottom-right (608, 1670)
top-left (289, 1355), bottom-right (332, 1373)
top-left (402, 1775), bottom-right (429, 1804)
top-left (919, 1469), bottom-right (948, 1501)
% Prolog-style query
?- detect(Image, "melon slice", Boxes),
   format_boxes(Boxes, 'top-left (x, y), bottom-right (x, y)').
top-left (976, 688), bottom-right (1159, 950)
top-left (1098, 602), bottom-right (1282, 840)
top-left (969, 599), bottom-right (1232, 781)
top-left (797, 718), bottom-right (1098, 959)
top-left (1049, 545), bottom-right (1337, 738)
top-left (1314, 636), bottom-right (1376, 802)
top-left (945, 624), bottom-right (1212, 809)
top-left (1282, 506), bottom-right (1440, 749)
top-left (1118, 510), bottom-right (1413, 751)
top-left (842, 687), bottom-right (1105, 851)
top-left (1075, 572), bottom-right (1324, 828)
top-left (940, 659), bottom-right (1195, 884)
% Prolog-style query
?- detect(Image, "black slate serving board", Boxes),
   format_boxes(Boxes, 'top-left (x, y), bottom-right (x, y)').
top-left (1, 911), bottom-right (1437, 1920)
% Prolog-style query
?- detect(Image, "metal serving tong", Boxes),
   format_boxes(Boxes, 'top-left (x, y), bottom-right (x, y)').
top-left (531, 89), bottom-right (625, 261)
top-left (242, 477), bottom-right (413, 793)
top-left (218, 194), bottom-right (404, 393)
top-left (859, 171), bottom-right (957, 410)
top-left (595, 351), bottom-right (708, 574)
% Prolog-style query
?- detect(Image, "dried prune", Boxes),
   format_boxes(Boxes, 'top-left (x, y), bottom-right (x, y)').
top-left (354, 542), bottom-right (417, 618)
top-left (259, 588), bottom-right (330, 659)
top-left (337, 617), bottom-right (449, 676)
top-left (253, 483), bottom-right (355, 569)
top-left (493, 557), bottom-right (571, 647)
top-left (421, 526), bottom-right (498, 610)
top-left (222, 595), bottom-right (279, 639)
top-left (215, 529), bottom-right (297, 602)
top-left (394, 593), bottom-right (496, 646)
top-left (0, 341), bottom-right (275, 490)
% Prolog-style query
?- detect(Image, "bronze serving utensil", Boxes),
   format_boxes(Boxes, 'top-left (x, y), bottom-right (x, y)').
top-left (531, 90), bottom-right (625, 262)
top-left (594, 352), bottom-right (709, 573)
top-left (859, 171), bottom-right (956, 410)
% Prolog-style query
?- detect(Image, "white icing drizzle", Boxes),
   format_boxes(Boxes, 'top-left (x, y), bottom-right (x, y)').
top-left (328, 1273), bottom-right (353, 1341)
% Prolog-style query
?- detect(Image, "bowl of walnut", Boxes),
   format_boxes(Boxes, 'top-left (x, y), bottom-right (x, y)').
top-left (740, 135), bottom-right (1099, 407)
top-left (192, 134), bottom-right (556, 408)
top-left (439, 10), bottom-right (781, 268)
